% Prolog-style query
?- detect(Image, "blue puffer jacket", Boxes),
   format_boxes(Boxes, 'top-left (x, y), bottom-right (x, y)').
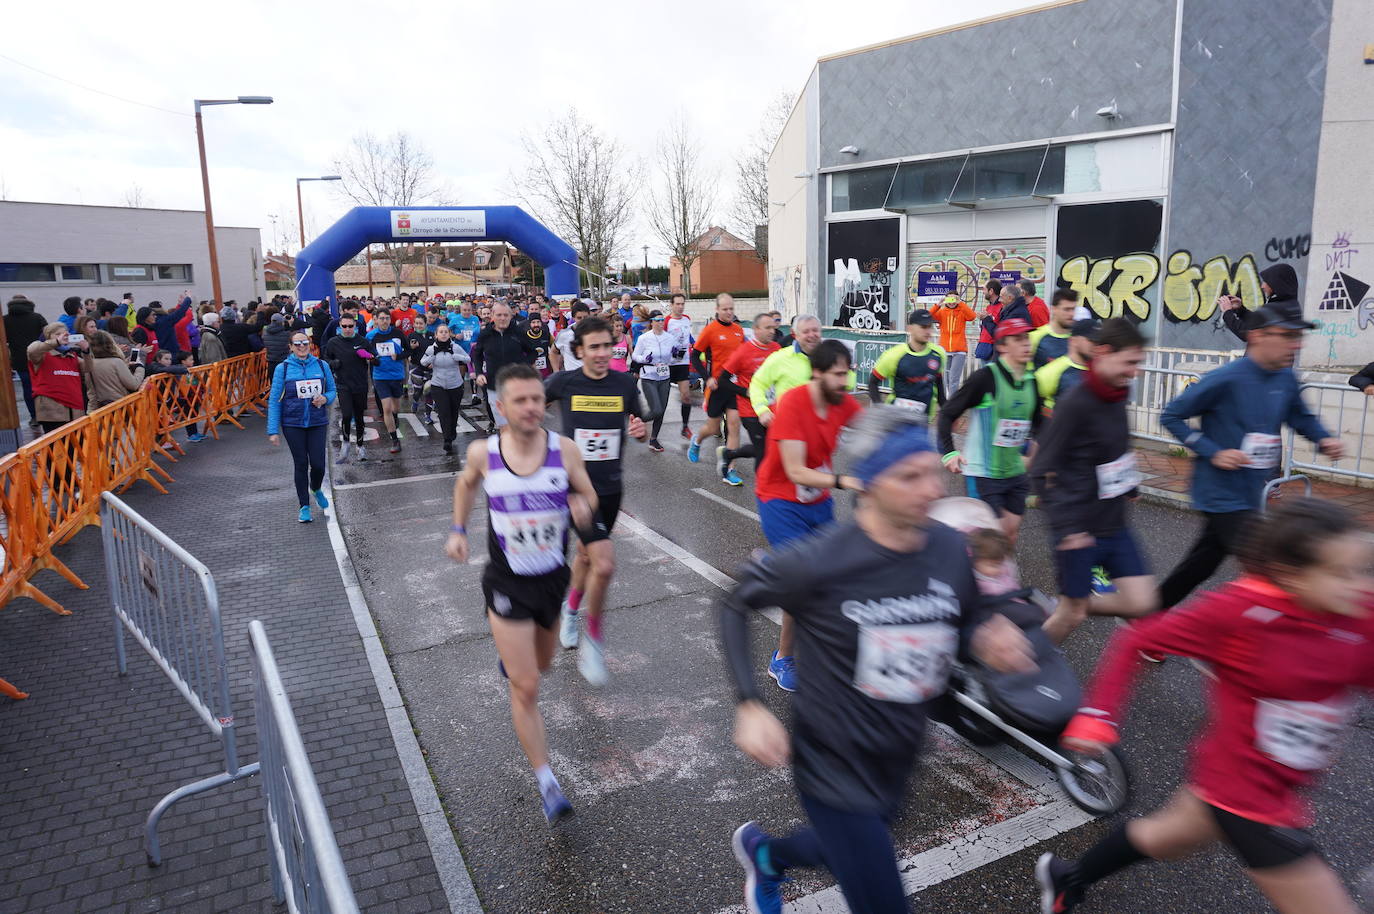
top-left (267, 355), bottom-right (337, 433)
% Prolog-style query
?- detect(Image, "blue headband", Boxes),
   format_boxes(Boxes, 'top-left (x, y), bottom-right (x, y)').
top-left (852, 423), bottom-right (936, 486)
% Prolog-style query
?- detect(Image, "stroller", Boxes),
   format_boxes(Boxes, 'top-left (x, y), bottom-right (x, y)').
top-left (929, 497), bottom-right (1131, 815)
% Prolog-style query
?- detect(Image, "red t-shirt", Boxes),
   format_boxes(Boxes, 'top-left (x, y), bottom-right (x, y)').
top-left (1027, 296), bottom-right (1049, 327)
top-left (755, 384), bottom-right (863, 504)
top-left (390, 308), bottom-right (419, 334)
top-left (721, 340), bottom-right (781, 418)
top-left (1074, 577), bottom-right (1374, 826)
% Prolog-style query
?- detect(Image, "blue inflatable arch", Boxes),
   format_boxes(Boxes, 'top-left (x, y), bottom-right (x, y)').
top-left (294, 205), bottom-right (578, 315)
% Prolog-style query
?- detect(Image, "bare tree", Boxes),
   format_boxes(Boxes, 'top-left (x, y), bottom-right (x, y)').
top-left (646, 114), bottom-right (716, 295)
top-left (729, 91), bottom-right (796, 263)
top-left (123, 183), bottom-right (149, 208)
top-left (333, 131), bottom-right (457, 293)
top-left (510, 110), bottom-right (639, 296)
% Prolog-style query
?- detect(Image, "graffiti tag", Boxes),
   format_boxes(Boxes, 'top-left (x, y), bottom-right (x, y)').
top-left (1263, 233), bottom-right (1311, 262)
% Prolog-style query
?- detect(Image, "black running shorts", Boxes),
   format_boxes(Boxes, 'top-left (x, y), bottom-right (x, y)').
top-left (482, 565), bottom-right (570, 630)
top-left (706, 376), bottom-right (739, 418)
top-left (669, 364), bottom-right (691, 383)
top-left (1207, 803), bottom-right (1317, 869)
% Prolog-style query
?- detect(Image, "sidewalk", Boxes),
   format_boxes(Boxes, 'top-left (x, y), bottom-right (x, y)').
top-left (0, 413), bottom-right (452, 913)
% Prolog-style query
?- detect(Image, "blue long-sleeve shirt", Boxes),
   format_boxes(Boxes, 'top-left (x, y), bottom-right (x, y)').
top-left (1161, 356), bottom-right (1329, 513)
top-left (154, 296), bottom-right (192, 353)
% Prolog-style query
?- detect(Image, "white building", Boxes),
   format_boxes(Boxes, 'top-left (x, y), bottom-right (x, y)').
top-left (0, 201), bottom-right (263, 311)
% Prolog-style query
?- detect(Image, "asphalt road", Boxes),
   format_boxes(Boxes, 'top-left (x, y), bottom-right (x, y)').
top-left (330, 389), bottom-right (1374, 914)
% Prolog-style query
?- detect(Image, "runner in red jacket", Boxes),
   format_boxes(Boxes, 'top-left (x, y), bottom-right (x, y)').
top-left (1036, 497), bottom-right (1374, 914)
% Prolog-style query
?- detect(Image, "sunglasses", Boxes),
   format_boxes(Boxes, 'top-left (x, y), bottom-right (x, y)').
top-left (291, 340), bottom-right (310, 347)
top-left (339, 323), bottom-right (356, 328)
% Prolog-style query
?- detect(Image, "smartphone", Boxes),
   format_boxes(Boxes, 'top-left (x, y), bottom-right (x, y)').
top-left (67, 333), bottom-right (85, 344)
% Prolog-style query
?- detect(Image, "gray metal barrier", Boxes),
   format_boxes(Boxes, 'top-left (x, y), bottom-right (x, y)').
top-left (250, 620), bottom-right (360, 913)
top-left (1128, 365), bottom-right (1205, 445)
top-left (1283, 382), bottom-right (1374, 483)
top-left (100, 491), bottom-right (259, 866)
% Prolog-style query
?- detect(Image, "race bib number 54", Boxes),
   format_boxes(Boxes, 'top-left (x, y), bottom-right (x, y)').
top-left (853, 623), bottom-right (957, 704)
top-left (575, 428), bottom-right (621, 462)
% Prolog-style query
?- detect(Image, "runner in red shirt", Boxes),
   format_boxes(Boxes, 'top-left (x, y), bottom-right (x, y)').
top-left (754, 339), bottom-right (864, 693)
top-left (1021, 279), bottom-right (1049, 327)
top-left (390, 293), bottom-right (420, 335)
top-left (1037, 497), bottom-right (1374, 914)
top-left (716, 313), bottom-right (780, 476)
top-left (687, 294), bottom-right (747, 482)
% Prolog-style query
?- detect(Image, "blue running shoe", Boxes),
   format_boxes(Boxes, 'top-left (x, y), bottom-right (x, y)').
top-left (768, 651), bottom-right (796, 693)
top-left (541, 782), bottom-right (573, 824)
top-left (687, 439), bottom-right (701, 463)
top-left (1090, 565), bottom-right (1116, 596)
top-left (313, 488), bottom-right (329, 510)
top-left (723, 469), bottom-right (744, 487)
top-left (298, 505), bottom-right (312, 524)
top-left (732, 821), bottom-right (785, 914)
top-left (186, 432), bottom-right (208, 443)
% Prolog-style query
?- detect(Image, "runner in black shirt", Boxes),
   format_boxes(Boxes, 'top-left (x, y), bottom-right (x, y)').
top-left (543, 316), bottom-right (647, 685)
top-left (721, 407), bottom-right (1034, 914)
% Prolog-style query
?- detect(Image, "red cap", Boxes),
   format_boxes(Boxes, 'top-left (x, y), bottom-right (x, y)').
top-left (995, 318), bottom-right (1033, 341)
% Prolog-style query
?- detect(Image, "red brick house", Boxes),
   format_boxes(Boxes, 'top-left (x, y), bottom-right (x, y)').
top-left (669, 227), bottom-right (766, 295)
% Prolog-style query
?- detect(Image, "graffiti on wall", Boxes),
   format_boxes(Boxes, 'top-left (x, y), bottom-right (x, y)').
top-left (770, 264), bottom-right (806, 317)
top-left (1310, 231), bottom-right (1372, 361)
top-left (1264, 233), bottom-right (1311, 262)
top-left (827, 219), bottom-right (900, 330)
top-left (906, 246), bottom-right (1046, 311)
top-left (1055, 249), bottom-right (1268, 323)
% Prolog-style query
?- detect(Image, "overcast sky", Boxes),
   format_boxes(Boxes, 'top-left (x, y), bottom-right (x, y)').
top-left (2, 0), bottom-right (1029, 266)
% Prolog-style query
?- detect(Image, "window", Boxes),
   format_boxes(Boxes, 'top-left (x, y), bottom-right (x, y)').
top-left (887, 157), bottom-right (966, 208)
top-left (0, 263), bottom-right (57, 282)
top-left (60, 264), bottom-right (98, 282)
top-left (883, 145), bottom-right (1066, 209)
top-left (110, 264), bottom-right (154, 281)
top-left (831, 165), bottom-right (896, 212)
top-left (156, 264), bottom-right (191, 281)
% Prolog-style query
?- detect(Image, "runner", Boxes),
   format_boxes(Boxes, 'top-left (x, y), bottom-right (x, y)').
top-left (867, 308), bottom-right (946, 422)
top-left (445, 363), bottom-right (601, 824)
top-left (687, 293), bottom-right (747, 477)
top-left (525, 312), bottom-right (555, 379)
top-left (937, 318), bottom-right (1042, 542)
top-left (1037, 498), bottom-right (1374, 914)
top-left (267, 331), bottom-right (336, 524)
top-left (608, 319), bottom-right (631, 372)
top-left (1157, 299), bottom-right (1342, 611)
top-left (1036, 318), bottom-right (1097, 420)
top-left (390, 293), bottom-right (419, 335)
top-left (1027, 319), bottom-right (1159, 644)
top-left (554, 301), bottom-right (589, 372)
top-left (753, 339), bottom-right (863, 693)
top-left (472, 302), bottom-right (537, 433)
top-left (717, 313), bottom-right (780, 475)
top-left (421, 323), bottom-right (471, 455)
top-left (630, 309), bottom-right (677, 451)
top-left (747, 314), bottom-right (830, 426)
top-left (663, 293), bottom-right (696, 439)
top-left (544, 316), bottom-right (648, 685)
top-left (1028, 289), bottom-right (1079, 370)
top-left (365, 309), bottom-right (408, 454)
top-left (723, 407), bottom-right (1035, 914)
top-left (449, 298), bottom-right (482, 358)
top-left (322, 310), bottom-right (373, 463)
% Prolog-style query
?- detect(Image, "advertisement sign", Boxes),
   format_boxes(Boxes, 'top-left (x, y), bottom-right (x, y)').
top-left (916, 271), bottom-right (957, 297)
top-left (990, 269), bottom-right (1021, 285)
top-left (391, 209), bottom-right (487, 239)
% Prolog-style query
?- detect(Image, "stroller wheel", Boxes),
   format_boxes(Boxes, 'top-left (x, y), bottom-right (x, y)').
top-left (948, 701), bottom-right (1001, 746)
top-left (1058, 746), bottom-right (1130, 815)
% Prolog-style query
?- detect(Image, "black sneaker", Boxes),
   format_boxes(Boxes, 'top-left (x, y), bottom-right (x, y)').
top-left (648, 439), bottom-right (664, 452)
top-left (1035, 853), bottom-right (1083, 914)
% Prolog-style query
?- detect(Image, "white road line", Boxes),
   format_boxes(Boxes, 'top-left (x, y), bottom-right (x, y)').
top-left (692, 487), bottom-right (758, 520)
top-left (616, 513), bottom-right (738, 591)
top-left (333, 470), bottom-right (458, 491)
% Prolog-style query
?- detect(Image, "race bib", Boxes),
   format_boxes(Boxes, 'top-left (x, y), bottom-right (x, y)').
top-left (1241, 432), bottom-right (1282, 470)
top-left (462, 330), bottom-right (473, 341)
top-left (645, 363), bottom-right (669, 381)
top-left (534, 356), bottom-right (547, 370)
top-left (795, 463), bottom-right (829, 504)
top-left (993, 418), bottom-right (1031, 448)
top-left (294, 379), bottom-right (322, 399)
top-left (1254, 697), bottom-right (1350, 771)
top-left (1096, 452), bottom-right (1141, 499)
top-left (575, 428), bottom-right (621, 462)
top-left (490, 511), bottom-right (565, 559)
top-left (891, 397), bottom-right (925, 412)
top-left (853, 623), bottom-right (957, 703)
top-left (375, 341), bottom-right (397, 358)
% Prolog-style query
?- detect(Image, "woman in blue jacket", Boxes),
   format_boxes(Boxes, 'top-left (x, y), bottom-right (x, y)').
top-left (268, 330), bottom-right (338, 523)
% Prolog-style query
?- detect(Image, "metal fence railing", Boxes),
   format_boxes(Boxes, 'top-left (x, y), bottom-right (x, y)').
top-left (1281, 382), bottom-right (1374, 485)
top-left (100, 491), bottom-right (259, 866)
top-left (250, 621), bottom-right (360, 913)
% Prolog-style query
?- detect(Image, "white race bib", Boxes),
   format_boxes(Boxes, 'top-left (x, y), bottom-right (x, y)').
top-left (891, 397), bottom-right (924, 412)
top-left (534, 356), bottom-right (547, 370)
top-left (462, 330), bottom-right (473, 341)
top-left (1096, 452), bottom-right (1141, 499)
top-left (993, 418), bottom-right (1031, 448)
top-left (1254, 697), bottom-right (1350, 771)
top-left (575, 428), bottom-right (621, 462)
top-left (294, 379), bottom-right (322, 400)
top-left (853, 623), bottom-right (957, 703)
top-left (795, 462), bottom-right (830, 504)
top-left (1241, 432), bottom-right (1282, 470)
top-left (375, 341), bottom-right (397, 358)
top-left (491, 511), bottom-right (565, 559)
top-left (644, 363), bottom-right (669, 381)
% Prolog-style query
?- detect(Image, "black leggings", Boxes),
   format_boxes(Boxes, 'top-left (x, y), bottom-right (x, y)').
top-left (431, 385), bottom-right (463, 444)
top-left (766, 793), bottom-right (904, 913)
top-left (724, 416), bottom-right (768, 471)
top-left (338, 388), bottom-right (368, 444)
top-left (1159, 509), bottom-right (1254, 609)
top-left (282, 424), bottom-right (327, 507)
top-left (640, 378), bottom-right (670, 439)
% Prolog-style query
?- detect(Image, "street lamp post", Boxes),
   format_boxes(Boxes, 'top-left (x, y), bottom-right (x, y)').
top-left (296, 175), bottom-right (341, 248)
top-left (195, 96), bottom-right (273, 306)
top-left (642, 245), bottom-right (649, 291)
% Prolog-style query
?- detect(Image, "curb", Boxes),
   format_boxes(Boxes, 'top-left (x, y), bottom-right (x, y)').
top-left (1136, 484), bottom-right (1192, 510)
top-left (323, 471), bottom-right (483, 914)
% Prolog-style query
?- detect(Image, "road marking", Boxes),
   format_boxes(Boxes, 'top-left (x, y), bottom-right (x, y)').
top-left (692, 487), bottom-right (758, 520)
top-left (333, 470), bottom-right (458, 491)
top-left (616, 513), bottom-right (737, 591)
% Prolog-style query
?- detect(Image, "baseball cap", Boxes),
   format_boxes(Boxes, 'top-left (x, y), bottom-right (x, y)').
top-left (1070, 318), bottom-right (1100, 338)
top-left (994, 318), bottom-right (1032, 340)
top-left (1248, 299), bottom-right (1316, 331)
top-left (906, 309), bottom-right (934, 326)
top-left (270, 313), bottom-right (285, 325)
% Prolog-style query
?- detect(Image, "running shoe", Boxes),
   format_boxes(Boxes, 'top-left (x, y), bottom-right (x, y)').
top-left (716, 445), bottom-right (729, 477)
top-left (732, 821), bottom-right (785, 914)
top-left (335, 442), bottom-right (351, 464)
top-left (559, 607), bottom-right (579, 649)
top-left (1089, 565), bottom-right (1116, 596)
top-left (541, 781), bottom-right (573, 824)
top-left (648, 439), bottom-right (664, 452)
top-left (723, 469), bottom-right (744, 487)
top-left (313, 489), bottom-right (329, 510)
top-left (680, 426), bottom-right (693, 441)
top-left (442, 441), bottom-right (453, 455)
top-left (389, 436), bottom-right (401, 454)
top-left (578, 635), bottom-right (608, 687)
top-left (687, 439), bottom-right (701, 463)
top-left (298, 505), bottom-right (312, 524)
top-left (186, 432), bottom-right (208, 443)
top-left (767, 652), bottom-right (796, 692)
top-left (355, 445), bottom-right (368, 461)
top-left (1035, 852), bottom-right (1082, 914)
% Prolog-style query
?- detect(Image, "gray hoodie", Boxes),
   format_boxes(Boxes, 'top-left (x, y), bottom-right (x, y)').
top-left (420, 340), bottom-right (470, 389)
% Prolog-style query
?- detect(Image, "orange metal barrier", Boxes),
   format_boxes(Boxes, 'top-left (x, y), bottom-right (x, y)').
top-left (0, 352), bottom-right (269, 698)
